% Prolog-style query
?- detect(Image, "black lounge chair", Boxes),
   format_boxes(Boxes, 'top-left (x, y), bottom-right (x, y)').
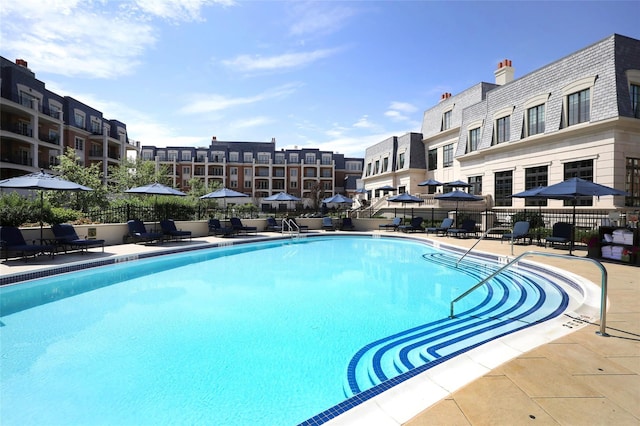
top-left (126, 219), bottom-right (164, 244)
top-left (208, 219), bottom-right (234, 237)
top-left (340, 217), bottom-right (355, 231)
top-left (447, 219), bottom-right (477, 238)
top-left (379, 217), bottom-right (401, 231)
top-left (426, 217), bottom-right (454, 236)
top-left (160, 219), bottom-right (191, 241)
top-left (265, 217), bottom-right (282, 232)
top-left (230, 217), bottom-right (258, 235)
top-left (52, 223), bottom-right (105, 252)
top-left (0, 226), bottom-right (55, 261)
top-left (545, 222), bottom-right (572, 248)
top-left (501, 221), bottom-right (531, 244)
top-left (398, 217), bottom-right (424, 233)
top-left (322, 217), bottom-right (335, 231)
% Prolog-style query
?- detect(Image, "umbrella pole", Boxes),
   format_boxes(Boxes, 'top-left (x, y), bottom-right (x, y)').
top-left (570, 201), bottom-right (576, 255)
top-left (40, 191), bottom-right (44, 241)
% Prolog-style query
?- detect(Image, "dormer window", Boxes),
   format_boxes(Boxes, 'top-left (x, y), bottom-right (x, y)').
top-left (442, 110), bottom-right (452, 131)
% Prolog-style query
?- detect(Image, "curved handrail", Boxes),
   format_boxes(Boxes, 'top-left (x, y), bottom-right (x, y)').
top-left (449, 251), bottom-right (609, 337)
top-left (281, 218), bottom-right (299, 234)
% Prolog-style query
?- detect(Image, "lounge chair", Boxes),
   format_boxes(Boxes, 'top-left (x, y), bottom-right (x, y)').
top-left (501, 221), bottom-right (531, 244)
top-left (208, 219), bottom-right (234, 237)
top-left (286, 218), bottom-right (309, 233)
top-left (340, 217), bottom-right (355, 231)
top-left (447, 219), bottom-right (477, 238)
top-left (379, 217), bottom-right (401, 231)
top-left (160, 219), bottom-right (192, 241)
top-left (322, 217), bottom-right (335, 231)
top-left (545, 222), bottom-right (572, 248)
top-left (230, 217), bottom-right (258, 235)
top-left (126, 219), bottom-right (164, 244)
top-left (426, 217), bottom-right (454, 236)
top-left (0, 226), bottom-right (55, 260)
top-left (398, 217), bottom-right (424, 233)
top-left (265, 217), bottom-right (282, 232)
top-left (52, 223), bottom-right (105, 253)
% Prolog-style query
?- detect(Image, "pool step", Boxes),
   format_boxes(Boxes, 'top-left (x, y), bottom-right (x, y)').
top-left (344, 254), bottom-right (568, 397)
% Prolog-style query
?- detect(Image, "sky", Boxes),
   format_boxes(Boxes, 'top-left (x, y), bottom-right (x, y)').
top-left (1, 1), bottom-right (639, 158)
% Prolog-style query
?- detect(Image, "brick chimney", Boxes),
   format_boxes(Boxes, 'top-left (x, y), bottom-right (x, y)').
top-left (211, 136), bottom-right (217, 141)
top-left (494, 59), bottom-right (514, 85)
top-left (439, 92), bottom-right (452, 102)
top-left (15, 59), bottom-right (28, 68)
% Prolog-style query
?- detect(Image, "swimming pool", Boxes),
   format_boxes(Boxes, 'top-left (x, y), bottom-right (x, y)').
top-left (0, 235), bottom-right (593, 425)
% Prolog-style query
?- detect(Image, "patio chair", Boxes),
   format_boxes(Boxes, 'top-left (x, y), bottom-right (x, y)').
top-left (426, 217), bottom-right (454, 236)
top-left (51, 223), bottom-right (105, 253)
top-left (265, 217), bottom-right (282, 232)
top-left (208, 219), bottom-right (234, 237)
top-left (501, 221), bottom-right (531, 244)
top-left (0, 226), bottom-right (56, 261)
top-left (545, 222), bottom-right (572, 248)
top-left (379, 217), bottom-right (401, 231)
top-left (286, 218), bottom-right (309, 233)
top-left (126, 219), bottom-right (164, 244)
top-left (447, 219), bottom-right (477, 238)
top-left (322, 217), bottom-right (335, 231)
top-left (230, 217), bottom-right (258, 235)
top-left (398, 217), bottom-right (424, 233)
top-left (340, 217), bottom-right (355, 231)
top-left (160, 219), bottom-right (192, 241)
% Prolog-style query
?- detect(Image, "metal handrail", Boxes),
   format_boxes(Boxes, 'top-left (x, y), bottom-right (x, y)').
top-left (456, 226), bottom-right (513, 266)
top-left (281, 218), bottom-right (299, 234)
top-left (449, 251), bottom-right (609, 337)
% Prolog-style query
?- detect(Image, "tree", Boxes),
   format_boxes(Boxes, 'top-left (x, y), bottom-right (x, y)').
top-left (108, 157), bottom-right (171, 193)
top-left (52, 147), bottom-right (108, 210)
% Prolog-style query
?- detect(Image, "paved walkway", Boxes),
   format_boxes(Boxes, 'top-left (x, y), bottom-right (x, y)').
top-left (1, 232), bottom-right (638, 425)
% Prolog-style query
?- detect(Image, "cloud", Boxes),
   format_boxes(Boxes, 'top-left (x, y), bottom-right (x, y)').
top-left (384, 101), bottom-right (418, 122)
top-left (179, 83), bottom-right (301, 114)
top-left (129, 0), bottom-right (236, 22)
top-left (222, 47), bottom-right (343, 73)
top-left (287, 2), bottom-right (357, 37)
top-left (230, 116), bottom-right (274, 129)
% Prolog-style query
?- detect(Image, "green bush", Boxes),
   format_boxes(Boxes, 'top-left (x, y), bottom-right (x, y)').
top-left (0, 193), bottom-right (39, 226)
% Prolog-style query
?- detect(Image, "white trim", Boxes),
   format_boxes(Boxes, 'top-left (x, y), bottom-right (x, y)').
top-left (493, 106), bottom-right (514, 120)
top-left (561, 75), bottom-right (597, 95)
top-left (523, 93), bottom-right (551, 109)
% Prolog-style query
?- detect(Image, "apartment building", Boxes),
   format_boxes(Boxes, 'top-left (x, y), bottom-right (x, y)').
top-left (362, 33), bottom-right (640, 210)
top-left (141, 137), bottom-right (364, 203)
top-left (0, 57), bottom-right (139, 181)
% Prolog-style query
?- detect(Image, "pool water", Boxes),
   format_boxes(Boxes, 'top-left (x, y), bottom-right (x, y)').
top-left (0, 236), bottom-right (565, 425)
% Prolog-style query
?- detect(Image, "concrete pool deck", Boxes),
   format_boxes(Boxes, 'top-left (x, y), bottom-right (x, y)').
top-left (1, 232), bottom-right (638, 425)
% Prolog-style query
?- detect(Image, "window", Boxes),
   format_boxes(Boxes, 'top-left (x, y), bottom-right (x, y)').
top-left (48, 103), bottom-right (61, 119)
top-left (20, 91), bottom-right (37, 109)
top-left (494, 171), bottom-right (513, 206)
top-left (211, 166), bottom-right (223, 176)
top-left (290, 181), bottom-right (298, 189)
top-left (527, 104), bottom-right (545, 136)
top-left (168, 151), bottom-right (178, 161)
top-left (304, 168), bottom-right (316, 178)
top-left (398, 152), bottom-right (405, 169)
top-left (230, 180), bottom-right (238, 188)
top-left (322, 154), bottom-right (332, 165)
top-left (91, 119), bottom-right (101, 134)
top-left (289, 153), bottom-right (299, 163)
top-left (74, 137), bottom-right (84, 151)
top-left (244, 168), bottom-right (252, 177)
top-left (443, 144), bottom-right (453, 168)
top-left (468, 128), bottom-right (480, 153)
top-left (290, 169), bottom-right (298, 177)
top-left (346, 161), bottom-right (362, 171)
top-left (230, 167), bottom-right (238, 176)
top-left (142, 150), bottom-right (153, 160)
top-left (244, 180), bottom-right (252, 189)
top-left (496, 115), bottom-right (510, 144)
top-left (631, 83), bottom-right (640, 119)
top-left (275, 153), bottom-right (285, 164)
top-left (257, 153), bottom-right (270, 164)
top-left (229, 152), bottom-right (239, 162)
top-left (442, 110), bottom-right (452, 131)
top-left (157, 151), bottom-right (166, 161)
top-left (428, 149), bottom-right (437, 171)
top-left (181, 151), bottom-right (191, 161)
top-left (567, 89), bottom-right (590, 126)
top-left (469, 176), bottom-right (482, 195)
top-left (74, 112), bottom-right (85, 129)
top-left (524, 166), bottom-right (548, 206)
top-left (564, 159), bottom-right (593, 206)
top-left (382, 157), bottom-right (389, 172)
top-left (365, 163), bottom-right (371, 176)
top-left (374, 160), bottom-right (380, 174)
top-left (182, 167), bottom-right (190, 175)
top-left (625, 157), bottom-right (640, 207)
top-left (243, 152), bottom-right (253, 163)
top-left (305, 153), bottom-right (316, 164)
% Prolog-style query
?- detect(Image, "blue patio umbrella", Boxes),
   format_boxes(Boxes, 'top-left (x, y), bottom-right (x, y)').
top-left (388, 192), bottom-right (423, 219)
top-left (535, 177), bottom-right (628, 254)
top-left (444, 180), bottom-right (472, 191)
top-left (377, 185), bottom-right (396, 197)
top-left (435, 190), bottom-right (483, 225)
top-left (0, 170), bottom-right (93, 240)
top-left (200, 187), bottom-right (249, 216)
top-left (322, 194), bottom-right (353, 217)
top-left (417, 178), bottom-right (443, 187)
top-left (126, 182), bottom-right (186, 222)
top-left (264, 192), bottom-right (301, 214)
